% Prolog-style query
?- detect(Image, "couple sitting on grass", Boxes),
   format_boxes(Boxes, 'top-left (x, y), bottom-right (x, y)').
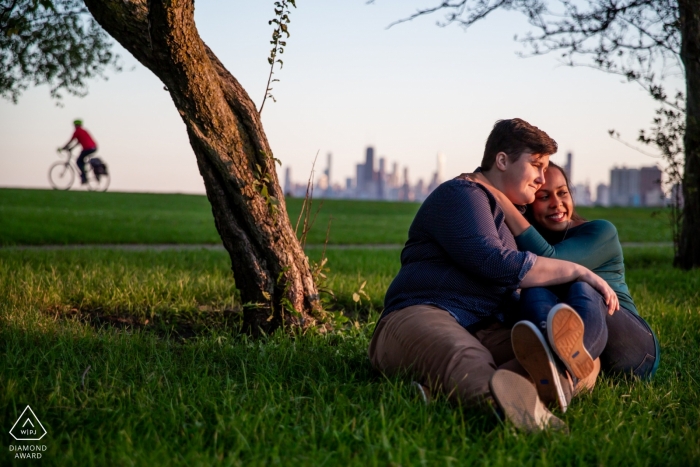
top-left (369, 118), bottom-right (659, 432)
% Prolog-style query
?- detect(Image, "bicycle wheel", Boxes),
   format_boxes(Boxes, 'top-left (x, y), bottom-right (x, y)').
top-left (86, 162), bottom-right (110, 192)
top-left (48, 162), bottom-right (75, 190)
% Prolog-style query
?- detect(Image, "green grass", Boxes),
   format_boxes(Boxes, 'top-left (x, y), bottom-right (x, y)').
top-left (577, 207), bottom-right (672, 243)
top-left (1, 247), bottom-right (699, 466)
top-left (0, 188), bottom-right (672, 245)
top-left (0, 188), bottom-right (420, 246)
top-left (0, 188), bottom-right (221, 245)
top-left (0, 189), bottom-right (693, 464)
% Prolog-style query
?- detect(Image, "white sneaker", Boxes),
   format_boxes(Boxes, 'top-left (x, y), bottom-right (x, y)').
top-left (489, 370), bottom-right (568, 433)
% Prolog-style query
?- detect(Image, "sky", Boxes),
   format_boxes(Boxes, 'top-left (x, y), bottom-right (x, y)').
top-left (0, 0), bottom-right (683, 195)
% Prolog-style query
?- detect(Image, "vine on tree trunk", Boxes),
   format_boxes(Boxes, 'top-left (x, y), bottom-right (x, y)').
top-left (259, 0), bottom-right (296, 114)
top-left (252, 151), bottom-right (283, 218)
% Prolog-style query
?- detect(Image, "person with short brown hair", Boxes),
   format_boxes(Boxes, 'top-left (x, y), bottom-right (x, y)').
top-left (481, 118), bottom-right (558, 171)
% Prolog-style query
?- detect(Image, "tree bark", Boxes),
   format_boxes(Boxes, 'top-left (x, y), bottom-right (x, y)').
top-left (678, 0), bottom-right (700, 269)
top-left (83, 0), bottom-right (323, 330)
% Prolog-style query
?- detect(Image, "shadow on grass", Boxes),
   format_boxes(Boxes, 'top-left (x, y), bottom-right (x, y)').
top-left (4, 298), bottom-right (700, 465)
top-left (45, 295), bottom-right (380, 344)
top-left (46, 304), bottom-right (246, 341)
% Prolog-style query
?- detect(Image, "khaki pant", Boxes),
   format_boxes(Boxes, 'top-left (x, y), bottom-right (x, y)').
top-left (369, 305), bottom-right (528, 405)
top-left (368, 304), bottom-right (598, 406)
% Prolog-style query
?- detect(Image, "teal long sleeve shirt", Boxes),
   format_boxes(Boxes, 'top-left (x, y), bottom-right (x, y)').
top-left (515, 219), bottom-right (639, 314)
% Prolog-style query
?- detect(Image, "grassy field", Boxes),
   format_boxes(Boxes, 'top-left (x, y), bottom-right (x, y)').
top-left (0, 188), bottom-right (420, 245)
top-left (0, 188), bottom-right (672, 245)
top-left (1, 189), bottom-right (698, 465)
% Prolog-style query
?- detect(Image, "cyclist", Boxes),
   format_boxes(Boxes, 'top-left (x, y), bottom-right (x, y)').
top-left (62, 119), bottom-right (98, 185)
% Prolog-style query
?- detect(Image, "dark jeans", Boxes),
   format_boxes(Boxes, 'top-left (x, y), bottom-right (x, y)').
top-left (521, 282), bottom-right (608, 359)
top-left (601, 306), bottom-right (659, 379)
top-left (521, 282), bottom-right (659, 379)
top-left (76, 148), bottom-right (97, 182)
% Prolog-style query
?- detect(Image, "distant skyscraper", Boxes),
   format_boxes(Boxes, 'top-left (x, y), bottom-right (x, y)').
top-left (596, 183), bottom-right (610, 206)
top-left (325, 152), bottom-right (332, 186)
top-left (609, 165), bottom-right (663, 206)
top-left (640, 166), bottom-right (663, 206)
top-left (391, 162), bottom-right (399, 188)
top-left (378, 157), bottom-right (386, 199)
top-left (400, 167), bottom-right (410, 201)
top-left (284, 167), bottom-right (292, 196)
top-left (318, 173), bottom-right (329, 191)
top-left (284, 145), bottom-right (447, 202)
top-left (639, 166), bottom-right (660, 191)
top-left (564, 152), bottom-right (573, 182)
top-left (415, 178), bottom-right (426, 201)
top-left (573, 182), bottom-right (592, 206)
top-left (437, 152), bottom-right (446, 184)
top-left (610, 166), bottom-right (641, 206)
top-left (356, 163), bottom-right (365, 192)
top-left (365, 146), bottom-right (375, 184)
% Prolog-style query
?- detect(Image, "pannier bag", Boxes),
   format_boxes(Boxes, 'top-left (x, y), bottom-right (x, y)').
top-left (89, 158), bottom-right (108, 176)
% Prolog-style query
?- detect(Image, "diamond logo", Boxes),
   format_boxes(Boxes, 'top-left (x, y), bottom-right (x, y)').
top-left (9, 406), bottom-right (47, 441)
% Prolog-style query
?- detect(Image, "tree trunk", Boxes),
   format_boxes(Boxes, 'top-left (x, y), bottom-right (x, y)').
top-left (83, 0), bottom-right (323, 331)
top-left (678, 0), bottom-right (700, 269)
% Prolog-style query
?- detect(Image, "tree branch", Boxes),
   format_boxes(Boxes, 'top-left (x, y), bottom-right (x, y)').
top-left (384, 0), bottom-right (468, 29)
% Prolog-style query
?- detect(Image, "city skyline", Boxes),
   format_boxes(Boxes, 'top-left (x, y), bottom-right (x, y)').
top-left (283, 144), bottom-right (666, 206)
top-left (284, 146), bottom-right (447, 201)
top-left (0, 1), bottom-right (679, 194)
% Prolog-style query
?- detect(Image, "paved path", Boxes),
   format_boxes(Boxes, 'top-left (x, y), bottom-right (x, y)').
top-left (1, 242), bottom-right (674, 251)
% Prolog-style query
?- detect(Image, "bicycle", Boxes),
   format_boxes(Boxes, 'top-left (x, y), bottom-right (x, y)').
top-left (48, 147), bottom-right (110, 192)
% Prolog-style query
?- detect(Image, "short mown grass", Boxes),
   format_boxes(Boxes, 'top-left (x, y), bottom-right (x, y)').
top-left (0, 188), bottom-right (671, 245)
top-left (1, 246), bottom-right (699, 466)
top-left (0, 188), bottom-right (421, 246)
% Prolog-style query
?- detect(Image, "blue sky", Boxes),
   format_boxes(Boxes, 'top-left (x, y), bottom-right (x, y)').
top-left (0, 0), bottom-right (680, 194)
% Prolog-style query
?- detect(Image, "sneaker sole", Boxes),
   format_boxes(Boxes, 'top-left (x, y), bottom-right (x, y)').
top-left (547, 304), bottom-right (595, 380)
top-left (512, 321), bottom-right (568, 412)
top-left (489, 370), bottom-right (568, 433)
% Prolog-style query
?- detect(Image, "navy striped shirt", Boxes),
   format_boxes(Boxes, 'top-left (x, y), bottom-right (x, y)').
top-left (381, 177), bottom-right (537, 330)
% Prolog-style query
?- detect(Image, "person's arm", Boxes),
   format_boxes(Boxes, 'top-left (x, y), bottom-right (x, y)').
top-left (521, 256), bottom-right (619, 314)
top-left (467, 172), bottom-right (530, 236)
top-left (425, 183), bottom-right (536, 288)
top-left (426, 182), bottom-right (618, 314)
top-left (464, 173), bottom-right (619, 270)
top-left (62, 136), bottom-right (76, 151)
top-left (62, 128), bottom-right (79, 151)
top-left (515, 221), bottom-right (620, 271)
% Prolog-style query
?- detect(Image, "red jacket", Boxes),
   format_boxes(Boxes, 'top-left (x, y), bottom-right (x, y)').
top-left (72, 127), bottom-right (97, 150)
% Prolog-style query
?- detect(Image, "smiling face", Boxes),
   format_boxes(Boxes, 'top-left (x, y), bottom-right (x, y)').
top-left (500, 151), bottom-right (549, 205)
top-left (530, 166), bottom-right (574, 232)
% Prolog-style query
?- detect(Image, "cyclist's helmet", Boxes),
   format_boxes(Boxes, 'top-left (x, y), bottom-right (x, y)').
top-left (73, 119), bottom-right (83, 126)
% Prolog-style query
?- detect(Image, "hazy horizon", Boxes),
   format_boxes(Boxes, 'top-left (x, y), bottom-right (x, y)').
top-left (0, 1), bottom-right (682, 195)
